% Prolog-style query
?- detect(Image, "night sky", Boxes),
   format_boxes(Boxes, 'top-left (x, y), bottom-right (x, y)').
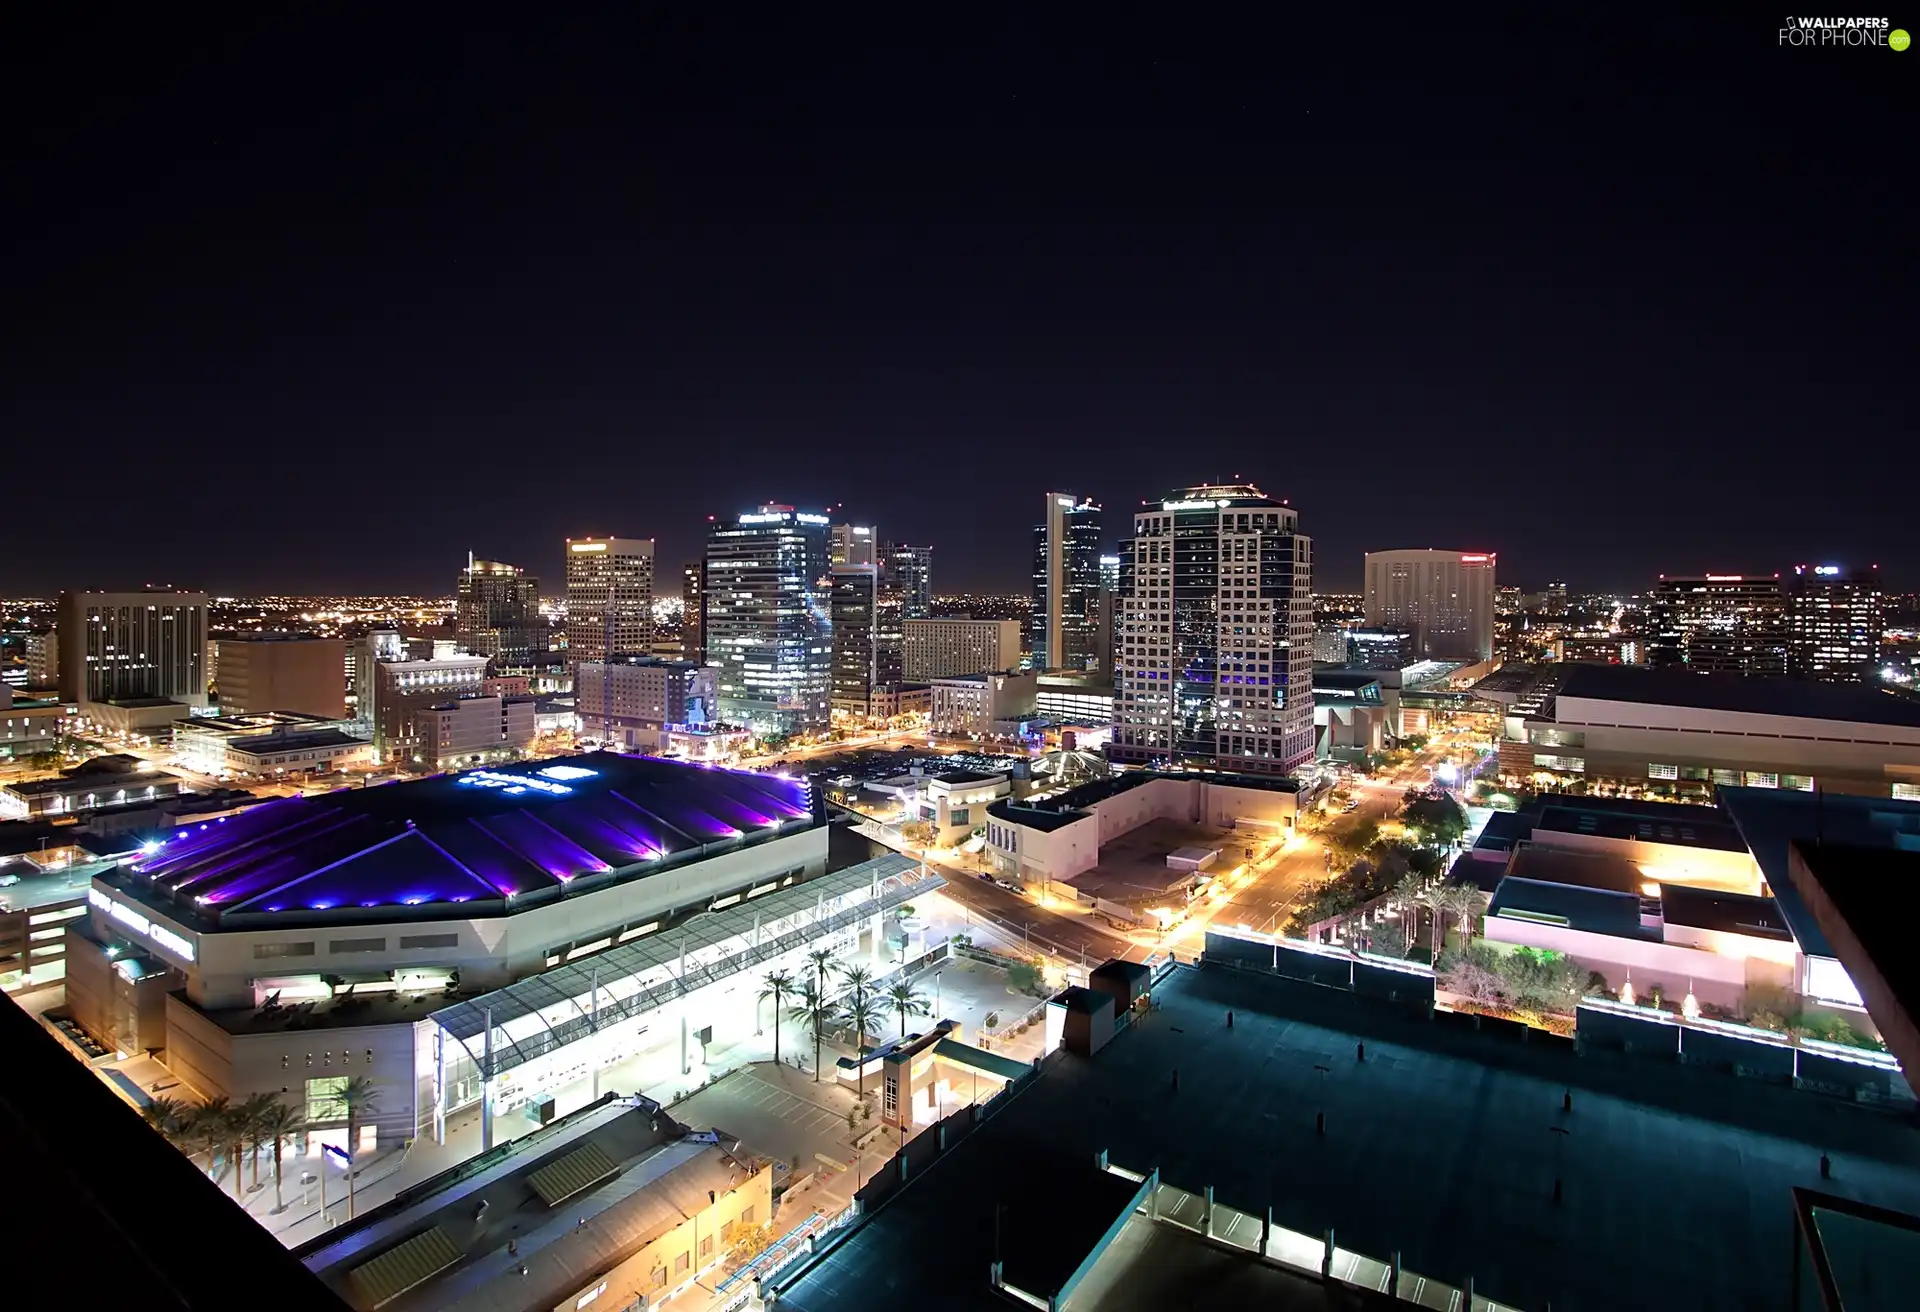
top-left (6, 11), bottom-right (1913, 598)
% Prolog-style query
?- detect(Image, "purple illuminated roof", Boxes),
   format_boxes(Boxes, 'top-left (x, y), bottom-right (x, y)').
top-left (127, 752), bottom-right (817, 920)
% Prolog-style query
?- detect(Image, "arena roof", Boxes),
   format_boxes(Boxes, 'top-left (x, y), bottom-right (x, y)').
top-left (117, 752), bottom-right (818, 924)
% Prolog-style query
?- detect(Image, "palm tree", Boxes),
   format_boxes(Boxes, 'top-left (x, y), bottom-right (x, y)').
top-left (141, 1095), bottom-right (191, 1146)
top-left (759, 969), bottom-right (795, 1067)
top-left (337, 1077), bottom-right (382, 1220)
top-left (789, 979), bottom-right (837, 1083)
top-left (841, 991), bottom-right (883, 1103)
top-left (805, 947), bottom-right (837, 997)
top-left (220, 1099), bottom-right (256, 1200)
top-left (186, 1097), bottom-right (231, 1183)
top-left (836, 962), bottom-right (875, 1005)
top-left (885, 980), bottom-right (929, 1039)
top-left (1392, 872), bottom-right (1424, 951)
top-left (1421, 885), bottom-right (1452, 965)
top-left (252, 1099), bottom-right (306, 1215)
top-left (1448, 883), bottom-right (1484, 953)
top-left (239, 1092), bottom-right (282, 1193)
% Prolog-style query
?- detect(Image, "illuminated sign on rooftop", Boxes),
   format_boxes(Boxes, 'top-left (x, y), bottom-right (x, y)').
top-left (459, 770), bottom-right (573, 796)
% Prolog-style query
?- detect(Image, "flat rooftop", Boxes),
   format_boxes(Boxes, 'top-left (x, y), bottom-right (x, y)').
top-left (1553, 663), bottom-right (1920, 728)
top-left (1716, 787), bottom-right (1920, 959)
top-left (776, 963), bottom-right (1920, 1312)
top-left (301, 1096), bottom-right (752, 1312)
top-left (1064, 818), bottom-right (1233, 905)
top-left (106, 751), bottom-right (819, 926)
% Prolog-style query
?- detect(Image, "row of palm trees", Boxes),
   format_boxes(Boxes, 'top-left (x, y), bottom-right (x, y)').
top-left (758, 947), bottom-right (931, 1103)
top-left (1389, 872), bottom-right (1486, 963)
top-left (140, 1076), bottom-right (380, 1219)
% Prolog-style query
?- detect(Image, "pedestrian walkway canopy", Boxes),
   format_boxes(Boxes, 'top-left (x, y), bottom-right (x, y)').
top-left (430, 853), bottom-right (939, 1078)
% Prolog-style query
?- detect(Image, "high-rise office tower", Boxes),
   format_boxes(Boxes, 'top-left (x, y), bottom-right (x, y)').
top-left (1786, 565), bottom-right (1883, 683)
top-left (681, 562), bottom-right (706, 665)
top-left (829, 566), bottom-right (881, 717)
top-left (705, 506), bottom-right (832, 732)
top-left (455, 556), bottom-right (546, 665)
top-left (1030, 493), bottom-right (1102, 671)
top-left (1362, 550), bottom-right (1497, 662)
top-left (57, 589), bottom-right (210, 709)
top-left (1095, 554), bottom-right (1122, 675)
top-left (1110, 486), bottom-right (1314, 774)
top-left (830, 523), bottom-right (878, 568)
top-left (883, 543), bottom-right (933, 620)
top-left (565, 537), bottom-right (654, 671)
top-left (1647, 575), bottom-right (1786, 676)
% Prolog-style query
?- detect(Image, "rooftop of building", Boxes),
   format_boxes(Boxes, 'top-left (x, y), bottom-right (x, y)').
top-left (300, 1095), bottom-right (756, 1312)
top-left (1488, 875), bottom-right (1647, 938)
top-left (1309, 670), bottom-right (1383, 693)
top-left (103, 752), bottom-right (820, 928)
top-left (1657, 884), bottom-right (1795, 940)
top-left (226, 728), bottom-right (367, 756)
top-left (181, 710), bottom-right (344, 734)
top-left (774, 961), bottom-right (1920, 1312)
top-left (1716, 787), bottom-right (1920, 960)
top-left (1551, 663), bottom-right (1920, 728)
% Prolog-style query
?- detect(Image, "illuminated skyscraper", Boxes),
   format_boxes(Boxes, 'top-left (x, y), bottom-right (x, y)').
top-left (829, 523), bottom-right (878, 568)
top-left (1786, 565), bottom-right (1883, 683)
top-left (705, 507), bottom-right (832, 732)
top-left (883, 543), bottom-right (933, 620)
top-left (1362, 549), bottom-right (1497, 662)
top-left (564, 537), bottom-right (654, 671)
top-left (681, 562), bottom-right (706, 665)
top-left (1647, 575), bottom-right (1786, 676)
top-left (456, 556), bottom-right (546, 665)
top-left (1110, 486), bottom-right (1314, 774)
top-left (1030, 494), bottom-right (1102, 671)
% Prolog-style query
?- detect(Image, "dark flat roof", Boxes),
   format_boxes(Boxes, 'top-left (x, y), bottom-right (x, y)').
top-left (1488, 876), bottom-right (1647, 938)
top-left (777, 963), bottom-right (1920, 1312)
top-left (1715, 788), bottom-right (1920, 959)
top-left (1554, 664), bottom-right (1920, 728)
top-left (1658, 885), bottom-right (1794, 940)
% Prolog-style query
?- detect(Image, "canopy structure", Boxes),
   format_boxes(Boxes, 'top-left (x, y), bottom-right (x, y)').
top-left (430, 853), bottom-right (938, 1078)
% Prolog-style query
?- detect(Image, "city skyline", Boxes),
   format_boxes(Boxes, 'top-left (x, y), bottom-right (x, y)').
top-left (5, 12), bottom-right (1911, 598)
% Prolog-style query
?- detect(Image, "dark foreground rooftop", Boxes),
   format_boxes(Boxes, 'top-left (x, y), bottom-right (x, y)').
top-left (777, 963), bottom-right (1920, 1312)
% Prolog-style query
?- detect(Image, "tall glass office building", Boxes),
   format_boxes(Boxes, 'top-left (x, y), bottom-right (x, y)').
top-left (1030, 494), bottom-right (1103, 671)
top-left (705, 507), bottom-right (832, 732)
top-left (1109, 485), bottom-right (1314, 774)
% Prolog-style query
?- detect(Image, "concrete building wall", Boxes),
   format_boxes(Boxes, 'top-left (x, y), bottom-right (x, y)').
top-left (164, 996), bottom-right (419, 1148)
top-left (215, 638), bottom-right (347, 718)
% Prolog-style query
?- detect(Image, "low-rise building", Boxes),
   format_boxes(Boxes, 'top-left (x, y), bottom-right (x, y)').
top-left (985, 771), bottom-right (1300, 891)
top-left (867, 681), bottom-right (930, 720)
top-left (300, 1097), bottom-right (773, 1312)
top-left (0, 754), bottom-right (185, 820)
top-left (1500, 663), bottom-right (1920, 800)
top-left (0, 687), bottom-right (65, 758)
top-left (930, 670), bottom-right (1037, 738)
top-left (416, 693), bottom-right (538, 771)
top-left (575, 657), bottom-right (717, 752)
top-left (173, 711), bottom-right (361, 776)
